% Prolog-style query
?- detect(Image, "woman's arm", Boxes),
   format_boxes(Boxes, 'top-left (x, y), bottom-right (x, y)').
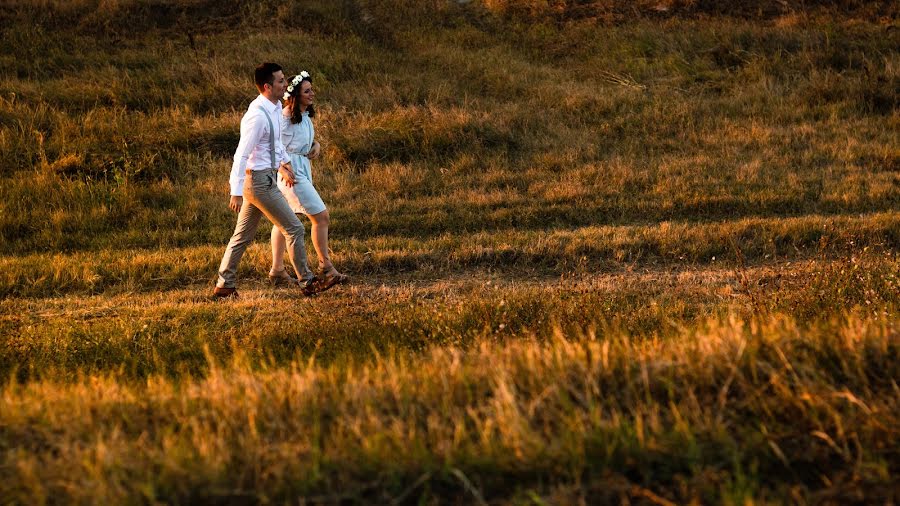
top-left (280, 114), bottom-right (295, 149)
top-left (307, 141), bottom-right (321, 159)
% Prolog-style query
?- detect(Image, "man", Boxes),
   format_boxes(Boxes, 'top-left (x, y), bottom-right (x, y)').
top-left (214, 63), bottom-right (317, 298)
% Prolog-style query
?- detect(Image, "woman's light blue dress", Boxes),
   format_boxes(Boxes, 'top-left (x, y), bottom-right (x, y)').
top-left (277, 110), bottom-right (326, 215)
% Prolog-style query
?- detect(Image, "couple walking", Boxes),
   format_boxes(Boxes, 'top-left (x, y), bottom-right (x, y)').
top-left (213, 63), bottom-right (347, 298)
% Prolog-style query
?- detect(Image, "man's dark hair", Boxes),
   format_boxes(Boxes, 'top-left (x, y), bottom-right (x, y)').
top-left (255, 63), bottom-right (283, 93)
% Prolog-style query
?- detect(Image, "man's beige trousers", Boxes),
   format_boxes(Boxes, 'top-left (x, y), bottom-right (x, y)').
top-left (217, 168), bottom-right (314, 288)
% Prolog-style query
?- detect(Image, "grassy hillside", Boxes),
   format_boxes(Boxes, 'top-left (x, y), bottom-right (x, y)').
top-left (1, 0), bottom-right (898, 503)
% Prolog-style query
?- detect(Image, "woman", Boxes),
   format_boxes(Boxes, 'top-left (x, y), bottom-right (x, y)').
top-left (269, 71), bottom-right (348, 291)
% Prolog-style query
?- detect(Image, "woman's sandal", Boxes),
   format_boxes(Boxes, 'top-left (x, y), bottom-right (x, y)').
top-left (314, 269), bottom-right (349, 293)
top-left (300, 277), bottom-right (318, 297)
top-left (268, 269), bottom-right (299, 287)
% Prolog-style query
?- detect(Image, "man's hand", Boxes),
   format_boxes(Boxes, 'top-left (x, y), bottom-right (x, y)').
top-left (307, 142), bottom-right (321, 160)
top-left (229, 195), bottom-right (243, 212)
top-left (279, 163), bottom-right (295, 187)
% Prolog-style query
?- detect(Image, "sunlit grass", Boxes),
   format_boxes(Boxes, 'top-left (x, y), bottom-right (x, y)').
top-left (2, 312), bottom-right (896, 503)
top-left (0, 0), bottom-right (898, 502)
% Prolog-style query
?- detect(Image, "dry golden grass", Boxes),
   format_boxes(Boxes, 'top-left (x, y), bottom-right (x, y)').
top-left (2, 312), bottom-right (897, 503)
top-left (1, 0), bottom-right (898, 502)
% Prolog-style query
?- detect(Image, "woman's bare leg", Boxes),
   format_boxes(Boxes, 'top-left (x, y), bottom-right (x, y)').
top-left (308, 209), bottom-right (341, 274)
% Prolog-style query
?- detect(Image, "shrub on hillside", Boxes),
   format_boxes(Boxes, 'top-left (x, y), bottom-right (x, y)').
top-left (0, 0), bottom-right (247, 33)
top-left (4, 0), bottom-right (893, 37)
top-left (479, 0), bottom-right (897, 22)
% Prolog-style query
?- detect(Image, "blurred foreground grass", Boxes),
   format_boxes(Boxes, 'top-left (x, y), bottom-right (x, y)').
top-left (2, 312), bottom-right (897, 503)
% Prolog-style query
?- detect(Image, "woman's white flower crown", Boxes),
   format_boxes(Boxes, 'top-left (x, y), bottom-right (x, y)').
top-left (283, 71), bottom-right (310, 101)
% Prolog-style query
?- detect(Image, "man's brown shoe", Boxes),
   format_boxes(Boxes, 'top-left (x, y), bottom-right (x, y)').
top-left (213, 286), bottom-right (239, 299)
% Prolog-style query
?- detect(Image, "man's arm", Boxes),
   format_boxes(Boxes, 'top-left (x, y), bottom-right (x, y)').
top-left (278, 161), bottom-right (295, 187)
top-left (229, 111), bottom-right (264, 200)
top-left (276, 117), bottom-right (291, 167)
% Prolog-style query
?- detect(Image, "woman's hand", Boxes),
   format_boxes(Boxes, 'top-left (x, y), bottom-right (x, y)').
top-left (307, 141), bottom-right (321, 160)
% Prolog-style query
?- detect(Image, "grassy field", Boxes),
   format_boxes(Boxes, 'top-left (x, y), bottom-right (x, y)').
top-left (1, 0), bottom-right (898, 503)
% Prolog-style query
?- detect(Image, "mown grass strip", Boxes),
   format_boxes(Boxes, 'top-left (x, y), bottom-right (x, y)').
top-left (2, 256), bottom-right (896, 382)
top-left (1, 212), bottom-right (896, 297)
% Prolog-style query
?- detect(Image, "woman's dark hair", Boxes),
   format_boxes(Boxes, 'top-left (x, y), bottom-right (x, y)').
top-left (286, 74), bottom-right (315, 124)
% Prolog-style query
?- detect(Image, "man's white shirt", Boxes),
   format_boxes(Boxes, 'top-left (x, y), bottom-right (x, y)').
top-left (229, 95), bottom-right (291, 196)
